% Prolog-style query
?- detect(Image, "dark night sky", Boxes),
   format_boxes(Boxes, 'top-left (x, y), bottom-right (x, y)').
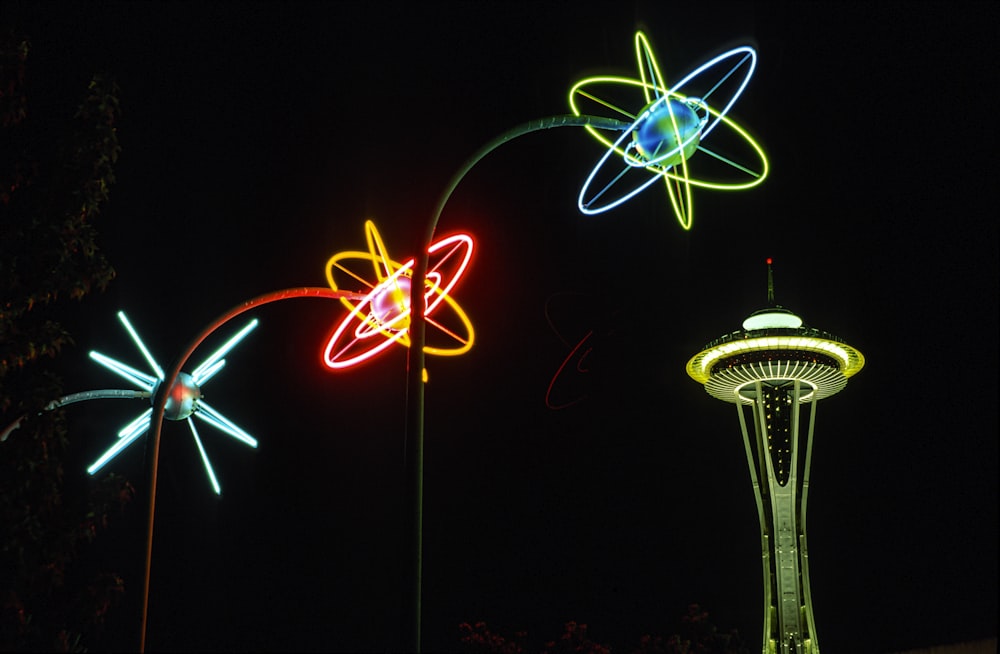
top-left (4, 2), bottom-right (997, 652)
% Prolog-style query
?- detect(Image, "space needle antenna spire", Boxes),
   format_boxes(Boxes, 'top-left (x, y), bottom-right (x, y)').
top-left (766, 257), bottom-right (775, 307)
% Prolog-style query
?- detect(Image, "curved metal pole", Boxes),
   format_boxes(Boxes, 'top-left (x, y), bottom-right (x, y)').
top-left (1, 390), bottom-right (151, 443)
top-left (139, 287), bottom-right (364, 652)
top-left (403, 114), bottom-right (629, 652)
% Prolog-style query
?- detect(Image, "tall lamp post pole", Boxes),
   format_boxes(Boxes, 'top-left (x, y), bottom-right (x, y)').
top-left (138, 287), bottom-right (364, 653)
top-left (403, 114), bottom-right (629, 652)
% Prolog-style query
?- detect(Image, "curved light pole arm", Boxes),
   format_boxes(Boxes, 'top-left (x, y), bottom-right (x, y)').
top-left (139, 287), bottom-right (364, 653)
top-left (403, 114), bottom-right (629, 652)
top-left (1, 389), bottom-right (151, 442)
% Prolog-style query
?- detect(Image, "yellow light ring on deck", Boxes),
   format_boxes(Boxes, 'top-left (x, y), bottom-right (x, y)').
top-left (704, 360), bottom-right (848, 405)
top-left (685, 335), bottom-right (866, 385)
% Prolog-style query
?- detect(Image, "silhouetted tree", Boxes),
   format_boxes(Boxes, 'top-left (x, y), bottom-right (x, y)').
top-left (1, 30), bottom-right (133, 652)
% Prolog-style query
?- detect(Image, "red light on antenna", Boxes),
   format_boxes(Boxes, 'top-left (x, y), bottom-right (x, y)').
top-left (766, 257), bottom-right (773, 265)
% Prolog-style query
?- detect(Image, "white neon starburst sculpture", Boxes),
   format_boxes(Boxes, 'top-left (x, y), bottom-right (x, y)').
top-left (87, 311), bottom-right (259, 495)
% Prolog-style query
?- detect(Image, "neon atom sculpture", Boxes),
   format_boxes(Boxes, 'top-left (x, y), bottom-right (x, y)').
top-left (685, 261), bottom-right (864, 654)
top-left (87, 310), bottom-right (259, 495)
top-left (323, 220), bottom-right (474, 372)
top-left (569, 31), bottom-right (769, 229)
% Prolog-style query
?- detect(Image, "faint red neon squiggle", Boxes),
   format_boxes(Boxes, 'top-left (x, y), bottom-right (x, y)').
top-left (545, 329), bottom-right (595, 410)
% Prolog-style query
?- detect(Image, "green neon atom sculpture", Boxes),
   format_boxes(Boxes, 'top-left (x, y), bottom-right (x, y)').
top-left (570, 31), bottom-right (769, 230)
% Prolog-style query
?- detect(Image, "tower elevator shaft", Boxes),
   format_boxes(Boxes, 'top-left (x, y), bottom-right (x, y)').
top-left (734, 378), bottom-right (820, 654)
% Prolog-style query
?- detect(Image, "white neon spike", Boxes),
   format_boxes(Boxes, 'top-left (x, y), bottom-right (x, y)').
top-left (192, 358), bottom-right (226, 386)
top-left (118, 413), bottom-right (152, 443)
top-left (191, 319), bottom-right (258, 382)
top-left (187, 418), bottom-right (221, 495)
top-left (87, 415), bottom-right (150, 474)
top-left (193, 401), bottom-right (258, 448)
top-left (89, 351), bottom-right (158, 390)
top-left (118, 408), bottom-right (153, 438)
top-left (117, 311), bottom-right (165, 380)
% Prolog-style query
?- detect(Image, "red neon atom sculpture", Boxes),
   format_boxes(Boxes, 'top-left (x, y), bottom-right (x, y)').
top-left (322, 220), bottom-right (475, 371)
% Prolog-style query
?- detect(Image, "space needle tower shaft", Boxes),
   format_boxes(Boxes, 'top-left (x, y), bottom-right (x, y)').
top-left (686, 260), bottom-right (864, 654)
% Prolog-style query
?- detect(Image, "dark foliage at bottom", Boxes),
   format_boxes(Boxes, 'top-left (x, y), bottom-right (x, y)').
top-left (460, 604), bottom-right (749, 654)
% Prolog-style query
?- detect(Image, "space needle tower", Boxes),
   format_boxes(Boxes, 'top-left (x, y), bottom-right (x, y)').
top-left (685, 260), bottom-right (864, 654)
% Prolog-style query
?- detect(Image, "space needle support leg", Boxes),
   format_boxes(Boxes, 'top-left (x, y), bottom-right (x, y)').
top-left (402, 114), bottom-right (630, 653)
top-left (736, 398), bottom-right (767, 541)
top-left (736, 395), bottom-right (771, 644)
top-left (799, 397), bottom-right (819, 653)
top-left (137, 288), bottom-right (364, 653)
top-left (736, 396), bottom-right (772, 654)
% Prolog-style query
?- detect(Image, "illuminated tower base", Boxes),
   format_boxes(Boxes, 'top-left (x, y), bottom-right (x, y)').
top-left (686, 262), bottom-right (864, 654)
